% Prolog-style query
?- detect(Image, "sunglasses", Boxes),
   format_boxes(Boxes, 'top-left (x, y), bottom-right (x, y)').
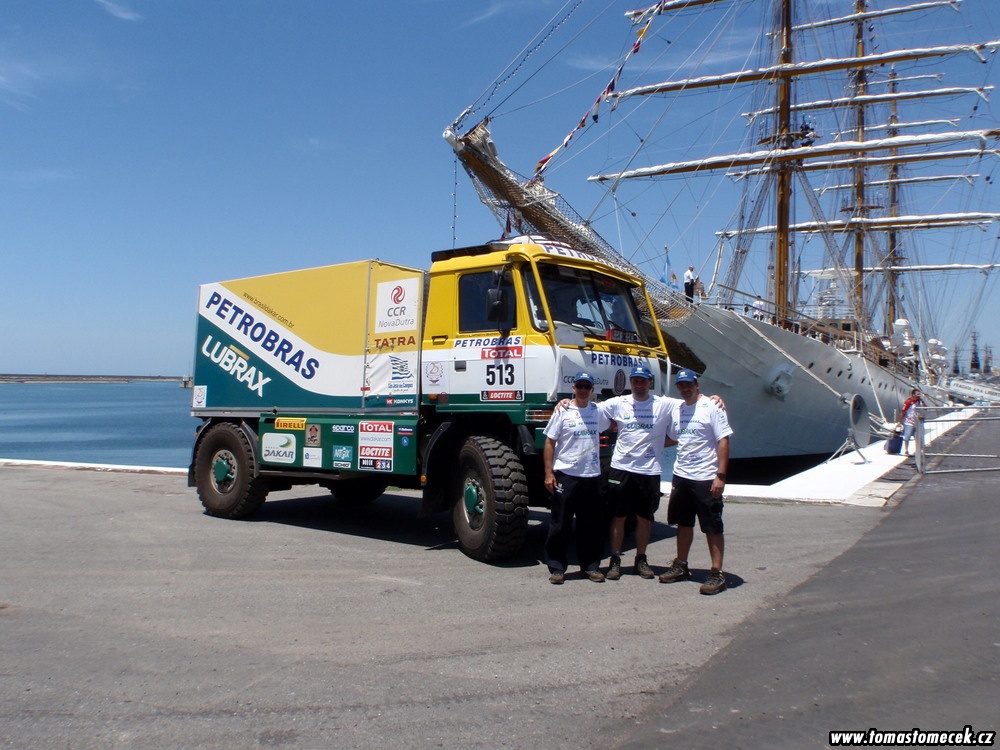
top-left (574, 382), bottom-right (593, 390)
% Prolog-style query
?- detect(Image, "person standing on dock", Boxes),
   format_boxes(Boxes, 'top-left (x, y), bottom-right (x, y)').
top-left (658, 369), bottom-right (733, 595)
top-left (900, 388), bottom-right (923, 455)
top-left (542, 371), bottom-right (611, 585)
top-left (598, 365), bottom-right (673, 580)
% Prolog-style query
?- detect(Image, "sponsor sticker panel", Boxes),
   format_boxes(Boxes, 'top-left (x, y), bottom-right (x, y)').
top-left (255, 416), bottom-right (417, 474)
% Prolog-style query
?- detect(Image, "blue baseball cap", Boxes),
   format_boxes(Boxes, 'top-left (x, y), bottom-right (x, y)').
top-left (629, 365), bottom-right (653, 380)
top-left (573, 371), bottom-right (595, 385)
top-left (675, 368), bottom-right (699, 384)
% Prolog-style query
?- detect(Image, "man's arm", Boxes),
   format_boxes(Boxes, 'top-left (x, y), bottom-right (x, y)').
top-left (711, 435), bottom-right (730, 498)
top-left (543, 437), bottom-right (558, 494)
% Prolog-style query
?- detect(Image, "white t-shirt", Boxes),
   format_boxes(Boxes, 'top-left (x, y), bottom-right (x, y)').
top-left (543, 402), bottom-right (610, 478)
top-left (598, 394), bottom-right (680, 476)
top-left (666, 395), bottom-right (734, 481)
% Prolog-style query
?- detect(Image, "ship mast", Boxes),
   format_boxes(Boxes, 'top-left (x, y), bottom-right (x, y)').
top-left (774, 0), bottom-right (794, 323)
top-left (850, 0), bottom-right (869, 326)
top-left (886, 68), bottom-right (902, 332)
top-left (446, 0), bottom-right (999, 358)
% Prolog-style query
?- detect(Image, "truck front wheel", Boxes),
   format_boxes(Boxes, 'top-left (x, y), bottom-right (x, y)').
top-left (194, 423), bottom-right (268, 519)
top-left (452, 436), bottom-right (529, 561)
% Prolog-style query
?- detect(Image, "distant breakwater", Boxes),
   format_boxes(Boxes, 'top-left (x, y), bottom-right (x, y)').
top-left (0, 374), bottom-right (190, 385)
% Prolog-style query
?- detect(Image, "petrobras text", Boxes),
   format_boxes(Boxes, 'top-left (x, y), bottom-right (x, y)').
top-left (202, 289), bottom-right (320, 379)
top-left (588, 353), bottom-right (649, 368)
top-left (454, 335), bottom-right (523, 348)
top-left (538, 241), bottom-right (601, 265)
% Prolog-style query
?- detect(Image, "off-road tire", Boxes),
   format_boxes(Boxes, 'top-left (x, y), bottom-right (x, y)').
top-left (194, 423), bottom-right (268, 518)
top-left (452, 435), bottom-right (529, 561)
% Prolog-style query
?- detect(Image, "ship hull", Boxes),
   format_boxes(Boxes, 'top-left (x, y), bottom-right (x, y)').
top-left (665, 305), bottom-right (918, 460)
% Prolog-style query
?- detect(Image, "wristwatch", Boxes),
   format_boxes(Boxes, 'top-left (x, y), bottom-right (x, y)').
top-left (716, 472), bottom-right (727, 481)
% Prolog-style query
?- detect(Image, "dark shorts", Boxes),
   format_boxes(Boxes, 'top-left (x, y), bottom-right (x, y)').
top-left (667, 474), bottom-right (724, 534)
top-left (607, 467), bottom-right (661, 520)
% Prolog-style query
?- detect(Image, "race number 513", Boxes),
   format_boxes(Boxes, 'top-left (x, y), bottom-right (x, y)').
top-left (486, 362), bottom-right (515, 386)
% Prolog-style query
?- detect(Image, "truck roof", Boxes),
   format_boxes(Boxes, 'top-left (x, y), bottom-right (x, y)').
top-left (430, 236), bottom-right (641, 284)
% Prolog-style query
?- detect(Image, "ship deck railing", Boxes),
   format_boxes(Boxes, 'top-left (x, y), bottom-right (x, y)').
top-left (693, 292), bottom-right (916, 374)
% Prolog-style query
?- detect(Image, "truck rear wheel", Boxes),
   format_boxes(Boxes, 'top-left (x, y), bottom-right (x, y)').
top-left (194, 423), bottom-right (268, 519)
top-left (452, 436), bottom-right (529, 561)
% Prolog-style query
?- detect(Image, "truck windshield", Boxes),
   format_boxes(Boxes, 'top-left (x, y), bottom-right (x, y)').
top-left (533, 263), bottom-right (656, 346)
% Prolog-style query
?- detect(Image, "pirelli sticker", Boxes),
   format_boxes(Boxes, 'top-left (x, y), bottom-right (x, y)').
top-left (275, 417), bottom-right (307, 430)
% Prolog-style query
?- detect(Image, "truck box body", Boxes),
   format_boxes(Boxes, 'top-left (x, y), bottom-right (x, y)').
top-left (192, 260), bottom-right (424, 414)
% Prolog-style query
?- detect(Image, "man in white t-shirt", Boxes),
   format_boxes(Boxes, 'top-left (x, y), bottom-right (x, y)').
top-left (595, 365), bottom-right (680, 580)
top-left (658, 369), bottom-right (733, 595)
top-left (542, 371), bottom-right (611, 584)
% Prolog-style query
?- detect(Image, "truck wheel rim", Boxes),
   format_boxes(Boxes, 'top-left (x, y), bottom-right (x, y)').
top-left (463, 479), bottom-right (484, 521)
top-left (212, 451), bottom-right (236, 487)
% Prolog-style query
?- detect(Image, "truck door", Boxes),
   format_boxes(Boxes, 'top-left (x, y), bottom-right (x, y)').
top-left (423, 268), bottom-right (533, 406)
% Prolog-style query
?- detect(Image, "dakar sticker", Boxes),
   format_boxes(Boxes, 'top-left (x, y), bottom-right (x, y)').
top-left (261, 433), bottom-right (296, 464)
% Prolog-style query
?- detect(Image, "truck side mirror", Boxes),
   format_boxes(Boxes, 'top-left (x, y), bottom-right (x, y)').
top-left (486, 288), bottom-right (509, 322)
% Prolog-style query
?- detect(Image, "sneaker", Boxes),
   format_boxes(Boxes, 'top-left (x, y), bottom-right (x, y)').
top-left (700, 568), bottom-right (727, 595)
top-left (606, 555), bottom-right (622, 580)
top-left (549, 571), bottom-right (565, 585)
top-left (634, 554), bottom-right (654, 579)
top-left (584, 569), bottom-right (606, 583)
top-left (658, 558), bottom-right (691, 583)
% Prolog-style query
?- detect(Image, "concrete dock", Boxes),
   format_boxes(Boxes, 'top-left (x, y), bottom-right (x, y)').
top-left (0, 411), bottom-right (996, 748)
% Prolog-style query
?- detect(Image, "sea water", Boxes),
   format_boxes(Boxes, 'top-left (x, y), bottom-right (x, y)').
top-left (0, 381), bottom-right (683, 479)
top-left (0, 381), bottom-right (201, 469)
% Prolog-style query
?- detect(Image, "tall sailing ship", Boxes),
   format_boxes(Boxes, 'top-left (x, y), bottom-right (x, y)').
top-left (445, 0), bottom-right (1000, 463)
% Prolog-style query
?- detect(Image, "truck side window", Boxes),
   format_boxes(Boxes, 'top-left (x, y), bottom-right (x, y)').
top-left (459, 271), bottom-right (516, 332)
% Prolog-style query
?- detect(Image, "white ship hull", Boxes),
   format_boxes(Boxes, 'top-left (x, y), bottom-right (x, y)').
top-left (668, 305), bottom-right (918, 460)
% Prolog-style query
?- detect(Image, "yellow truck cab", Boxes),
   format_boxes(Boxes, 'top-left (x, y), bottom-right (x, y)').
top-left (189, 235), bottom-right (670, 560)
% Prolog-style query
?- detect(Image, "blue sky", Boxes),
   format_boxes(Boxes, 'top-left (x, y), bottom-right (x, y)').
top-left (1, 0), bottom-right (531, 375)
top-left (2, 0), bottom-right (998, 375)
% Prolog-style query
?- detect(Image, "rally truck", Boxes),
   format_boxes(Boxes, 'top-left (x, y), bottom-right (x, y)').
top-left (188, 235), bottom-right (670, 560)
